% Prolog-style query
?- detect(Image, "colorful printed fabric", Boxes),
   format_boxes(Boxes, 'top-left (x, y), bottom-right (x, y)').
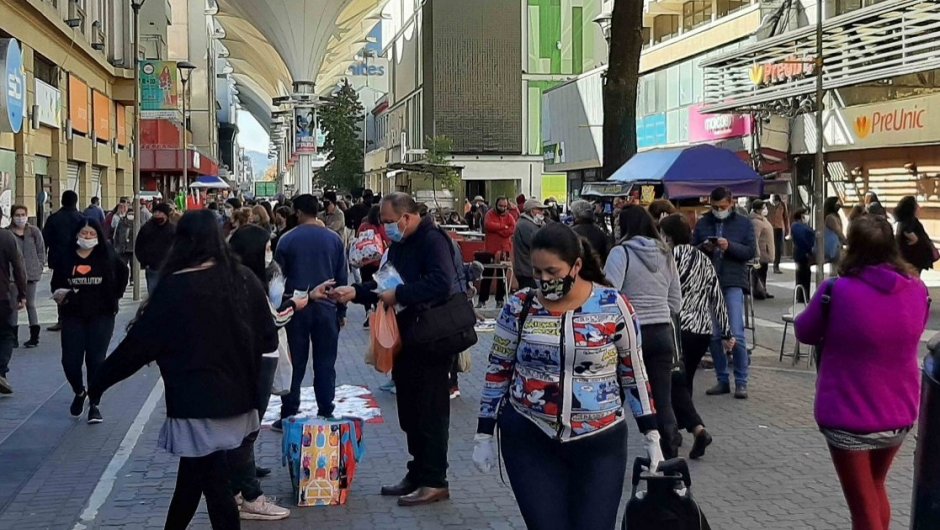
top-left (282, 416), bottom-right (364, 507)
top-left (478, 285), bottom-right (657, 442)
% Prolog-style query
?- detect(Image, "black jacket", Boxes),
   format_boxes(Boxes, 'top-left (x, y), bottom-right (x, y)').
top-left (52, 245), bottom-right (129, 317)
top-left (692, 210), bottom-right (757, 291)
top-left (353, 215), bottom-right (456, 329)
top-left (573, 221), bottom-right (612, 263)
top-left (42, 207), bottom-right (85, 272)
top-left (135, 219), bottom-right (176, 270)
top-left (897, 217), bottom-right (935, 271)
top-left (89, 264), bottom-right (277, 419)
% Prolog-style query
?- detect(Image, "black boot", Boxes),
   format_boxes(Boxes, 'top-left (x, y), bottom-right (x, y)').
top-left (12, 326), bottom-right (18, 348)
top-left (24, 325), bottom-right (39, 348)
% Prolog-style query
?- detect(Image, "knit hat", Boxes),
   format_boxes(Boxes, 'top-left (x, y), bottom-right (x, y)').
top-left (570, 200), bottom-right (594, 220)
top-left (153, 203), bottom-right (173, 216)
top-left (522, 199), bottom-right (544, 213)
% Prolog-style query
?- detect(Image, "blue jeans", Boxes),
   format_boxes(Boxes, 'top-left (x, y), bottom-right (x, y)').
top-left (280, 302), bottom-right (339, 418)
top-left (710, 287), bottom-right (749, 387)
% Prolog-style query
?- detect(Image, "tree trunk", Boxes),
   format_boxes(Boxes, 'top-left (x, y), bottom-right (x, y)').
top-left (603, 0), bottom-right (644, 179)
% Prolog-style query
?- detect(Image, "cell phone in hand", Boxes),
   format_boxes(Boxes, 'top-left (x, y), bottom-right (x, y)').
top-left (707, 237), bottom-right (719, 244)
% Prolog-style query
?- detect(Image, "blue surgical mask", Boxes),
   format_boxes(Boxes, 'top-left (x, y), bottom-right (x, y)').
top-left (385, 219), bottom-right (404, 242)
top-left (713, 208), bottom-right (731, 221)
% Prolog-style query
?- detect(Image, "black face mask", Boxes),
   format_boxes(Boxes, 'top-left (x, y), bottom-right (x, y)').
top-left (538, 275), bottom-right (575, 301)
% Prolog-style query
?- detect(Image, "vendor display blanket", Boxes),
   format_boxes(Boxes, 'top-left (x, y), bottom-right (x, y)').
top-left (263, 385), bottom-right (384, 425)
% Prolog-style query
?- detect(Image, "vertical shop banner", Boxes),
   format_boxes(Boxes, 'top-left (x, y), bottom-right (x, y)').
top-left (0, 39), bottom-right (25, 134)
top-left (116, 103), bottom-right (127, 146)
top-left (688, 105), bottom-right (752, 143)
top-left (636, 114), bottom-right (667, 149)
top-left (93, 91), bottom-right (111, 142)
top-left (295, 107), bottom-right (317, 154)
top-left (35, 79), bottom-right (61, 128)
top-left (68, 75), bottom-right (90, 134)
top-left (139, 60), bottom-right (179, 119)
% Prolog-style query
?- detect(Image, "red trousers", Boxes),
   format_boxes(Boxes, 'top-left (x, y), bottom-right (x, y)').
top-left (828, 445), bottom-right (901, 530)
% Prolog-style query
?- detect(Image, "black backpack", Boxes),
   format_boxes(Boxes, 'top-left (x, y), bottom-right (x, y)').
top-left (623, 457), bottom-right (711, 530)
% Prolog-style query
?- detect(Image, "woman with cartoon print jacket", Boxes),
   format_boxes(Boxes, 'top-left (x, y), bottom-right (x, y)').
top-left (472, 222), bottom-right (662, 530)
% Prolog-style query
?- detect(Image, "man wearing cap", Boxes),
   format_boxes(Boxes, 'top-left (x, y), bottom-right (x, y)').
top-left (135, 203), bottom-right (176, 296)
top-left (512, 199), bottom-right (545, 290)
top-left (570, 199), bottom-right (611, 262)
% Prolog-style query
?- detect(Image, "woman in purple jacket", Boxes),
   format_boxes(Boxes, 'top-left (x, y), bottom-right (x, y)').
top-left (795, 214), bottom-right (929, 530)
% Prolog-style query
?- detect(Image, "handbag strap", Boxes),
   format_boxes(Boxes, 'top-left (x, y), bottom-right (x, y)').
top-left (813, 279), bottom-right (836, 369)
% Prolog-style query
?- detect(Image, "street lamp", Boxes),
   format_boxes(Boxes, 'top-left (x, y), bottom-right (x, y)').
top-left (177, 60), bottom-right (196, 207)
top-left (131, 0), bottom-right (147, 301)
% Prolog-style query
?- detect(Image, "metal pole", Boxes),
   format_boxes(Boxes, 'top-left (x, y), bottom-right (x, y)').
top-left (181, 78), bottom-right (188, 203)
top-left (131, 0), bottom-right (143, 301)
top-left (813, 0), bottom-right (826, 287)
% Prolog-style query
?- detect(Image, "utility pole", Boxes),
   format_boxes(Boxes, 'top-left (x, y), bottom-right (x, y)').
top-left (131, 0), bottom-right (146, 301)
top-left (813, 0), bottom-right (826, 287)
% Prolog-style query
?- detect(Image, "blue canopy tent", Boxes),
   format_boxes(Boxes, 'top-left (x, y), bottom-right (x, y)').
top-left (189, 176), bottom-right (230, 189)
top-left (607, 144), bottom-right (764, 199)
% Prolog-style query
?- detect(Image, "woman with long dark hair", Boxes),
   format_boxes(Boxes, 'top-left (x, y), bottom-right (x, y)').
top-left (796, 214), bottom-right (928, 529)
top-left (54, 219), bottom-right (128, 424)
top-left (89, 211), bottom-right (278, 529)
top-left (603, 206), bottom-right (682, 458)
top-left (894, 195), bottom-right (936, 275)
top-left (473, 222), bottom-right (662, 530)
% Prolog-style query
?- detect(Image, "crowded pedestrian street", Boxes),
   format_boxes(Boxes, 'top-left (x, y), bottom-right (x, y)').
top-left (0, 272), bottom-right (934, 530)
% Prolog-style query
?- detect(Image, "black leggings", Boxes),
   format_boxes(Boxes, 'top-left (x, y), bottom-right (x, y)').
top-left (672, 331), bottom-right (711, 432)
top-left (165, 450), bottom-right (239, 530)
top-left (499, 405), bottom-right (627, 530)
top-left (640, 323), bottom-right (680, 458)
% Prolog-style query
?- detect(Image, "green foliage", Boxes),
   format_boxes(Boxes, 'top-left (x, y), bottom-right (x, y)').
top-left (318, 79), bottom-right (365, 191)
top-left (425, 135), bottom-right (460, 191)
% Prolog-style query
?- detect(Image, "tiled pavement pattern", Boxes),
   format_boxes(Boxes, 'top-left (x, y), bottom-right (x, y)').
top-left (0, 272), bottom-right (932, 529)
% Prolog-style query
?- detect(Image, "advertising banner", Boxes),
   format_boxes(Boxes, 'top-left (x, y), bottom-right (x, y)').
top-left (35, 79), bottom-right (61, 128)
top-left (140, 60), bottom-right (179, 119)
top-left (636, 114), bottom-right (667, 149)
top-left (688, 105), bottom-right (752, 143)
top-left (295, 107), bottom-right (317, 154)
top-left (0, 39), bottom-right (25, 134)
top-left (68, 75), bottom-right (89, 134)
top-left (93, 91), bottom-right (111, 142)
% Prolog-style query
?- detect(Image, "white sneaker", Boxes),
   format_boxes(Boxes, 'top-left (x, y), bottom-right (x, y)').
top-left (239, 495), bottom-right (290, 521)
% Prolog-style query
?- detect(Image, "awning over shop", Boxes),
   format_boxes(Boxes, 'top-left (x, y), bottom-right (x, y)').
top-left (701, 0), bottom-right (940, 113)
top-left (190, 176), bottom-right (231, 189)
top-left (608, 145), bottom-right (764, 199)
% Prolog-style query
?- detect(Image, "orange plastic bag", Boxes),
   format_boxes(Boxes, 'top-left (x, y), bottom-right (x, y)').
top-left (370, 302), bottom-right (401, 373)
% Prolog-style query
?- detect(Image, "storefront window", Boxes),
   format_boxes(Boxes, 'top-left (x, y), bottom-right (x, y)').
top-left (678, 107), bottom-right (690, 142)
top-left (680, 61), bottom-right (694, 106)
top-left (683, 1), bottom-right (713, 32)
top-left (667, 65), bottom-right (680, 110)
top-left (667, 109), bottom-right (681, 144)
top-left (692, 56), bottom-right (704, 104)
top-left (653, 15), bottom-right (679, 44)
top-left (835, 0), bottom-right (887, 16)
top-left (717, 0), bottom-right (749, 17)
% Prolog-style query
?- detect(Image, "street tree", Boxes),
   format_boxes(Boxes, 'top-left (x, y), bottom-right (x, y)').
top-left (319, 79), bottom-right (365, 191)
top-left (425, 135), bottom-right (460, 209)
top-left (602, 0), bottom-right (644, 179)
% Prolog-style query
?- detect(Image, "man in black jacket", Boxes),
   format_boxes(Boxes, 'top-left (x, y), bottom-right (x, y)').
top-left (331, 192), bottom-right (456, 507)
top-left (42, 190), bottom-right (85, 332)
top-left (135, 203), bottom-right (176, 296)
top-left (692, 186), bottom-right (757, 399)
top-left (0, 211), bottom-right (28, 394)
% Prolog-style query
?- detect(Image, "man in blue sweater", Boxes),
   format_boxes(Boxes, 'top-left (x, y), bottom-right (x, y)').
top-left (273, 194), bottom-right (348, 430)
top-left (693, 186), bottom-right (757, 399)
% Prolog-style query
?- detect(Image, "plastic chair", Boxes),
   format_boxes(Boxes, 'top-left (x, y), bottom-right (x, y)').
top-left (779, 285), bottom-right (808, 366)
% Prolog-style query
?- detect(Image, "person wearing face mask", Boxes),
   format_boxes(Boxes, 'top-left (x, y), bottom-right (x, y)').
top-left (511, 199), bottom-right (545, 290)
top-left (318, 191), bottom-right (346, 236)
top-left (472, 222), bottom-right (661, 529)
top-left (790, 208), bottom-right (816, 303)
top-left (135, 203), bottom-right (176, 296)
top-left (749, 199), bottom-right (776, 300)
top-left (110, 202), bottom-right (135, 270)
top-left (692, 187), bottom-right (757, 399)
top-left (271, 194), bottom-right (348, 433)
top-left (42, 190), bottom-right (86, 333)
top-left (53, 220), bottom-right (128, 423)
top-left (478, 197), bottom-right (516, 308)
top-left (8, 206), bottom-right (45, 349)
top-left (570, 199), bottom-right (611, 262)
top-left (766, 195), bottom-right (790, 274)
top-left (329, 192), bottom-right (465, 507)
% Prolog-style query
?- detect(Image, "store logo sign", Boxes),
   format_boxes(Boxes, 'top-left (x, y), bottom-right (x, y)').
top-left (0, 39), bottom-right (25, 134)
top-left (749, 56), bottom-right (814, 87)
top-left (853, 107), bottom-right (925, 139)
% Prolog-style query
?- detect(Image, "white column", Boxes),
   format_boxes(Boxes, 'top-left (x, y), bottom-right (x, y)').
top-left (297, 155), bottom-right (313, 195)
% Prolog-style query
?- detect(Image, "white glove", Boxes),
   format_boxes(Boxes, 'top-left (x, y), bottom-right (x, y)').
top-left (472, 433), bottom-right (496, 473)
top-left (643, 431), bottom-right (665, 472)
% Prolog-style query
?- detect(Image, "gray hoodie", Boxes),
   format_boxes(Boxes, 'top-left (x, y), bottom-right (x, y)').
top-left (603, 236), bottom-right (681, 326)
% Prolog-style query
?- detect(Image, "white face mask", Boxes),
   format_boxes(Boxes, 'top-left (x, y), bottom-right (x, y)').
top-left (713, 208), bottom-right (731, 221)
top-left (12, 216), bottom-right (27, 227)
top-left (77, 238), bottom-right (98, 250)
top-left (126, 214), bottom-right (134, 221)
top-left (265, 251), bottom-right (273, 266)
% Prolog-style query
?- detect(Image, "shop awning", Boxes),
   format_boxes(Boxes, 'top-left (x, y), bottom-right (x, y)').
top-left (701, 0), bottom-right (940, 113)
top-left (608, 145), bottom-right (764, 199)
top-left (190, 176), bottom-right (231, 189)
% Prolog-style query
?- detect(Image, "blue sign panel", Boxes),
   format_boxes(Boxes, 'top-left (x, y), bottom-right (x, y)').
top-left (0, 39), bottom-right (25, 134)
top-left (636, 114), bottom-right (667, 149)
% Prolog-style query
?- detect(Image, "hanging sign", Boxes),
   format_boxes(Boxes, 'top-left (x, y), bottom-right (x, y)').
top-left (0, 39), bottom-right (25, 134)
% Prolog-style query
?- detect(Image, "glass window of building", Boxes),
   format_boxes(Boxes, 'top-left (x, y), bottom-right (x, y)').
top-left (667, 65), bottom-right (680, 110)
top-left (654, 70), bottom-right (667, 113)
top-left (717, 0), bottom-right (748, 17)
top-left (678, 107), bottom-right (690, 143)
top-left (679, 60), bottom-right (694, 106)
top-left (835, 0), bottom-right (888, 16)
top-left (653, 15), bottom-right (679, 44)
top-left (692, 56), bottom-right (704, 104)
top-left (34, 54), bottom-right (58, 85)
top-left (683, 1), bottom-right (713, 32)
top-left (667, 109), bottom-right (681, 144)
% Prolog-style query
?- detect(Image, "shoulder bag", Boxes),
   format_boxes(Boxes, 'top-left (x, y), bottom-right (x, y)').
top-left (812, 279), bottom-right (836, 370)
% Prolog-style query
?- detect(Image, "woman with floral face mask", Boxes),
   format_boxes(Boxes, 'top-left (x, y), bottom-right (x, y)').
top-left (8, 205), bottom-right (45, 348)
top-left (52, 220), bottom-right (128, 424)
top-left (473, 222), bottom-right (662, 530)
